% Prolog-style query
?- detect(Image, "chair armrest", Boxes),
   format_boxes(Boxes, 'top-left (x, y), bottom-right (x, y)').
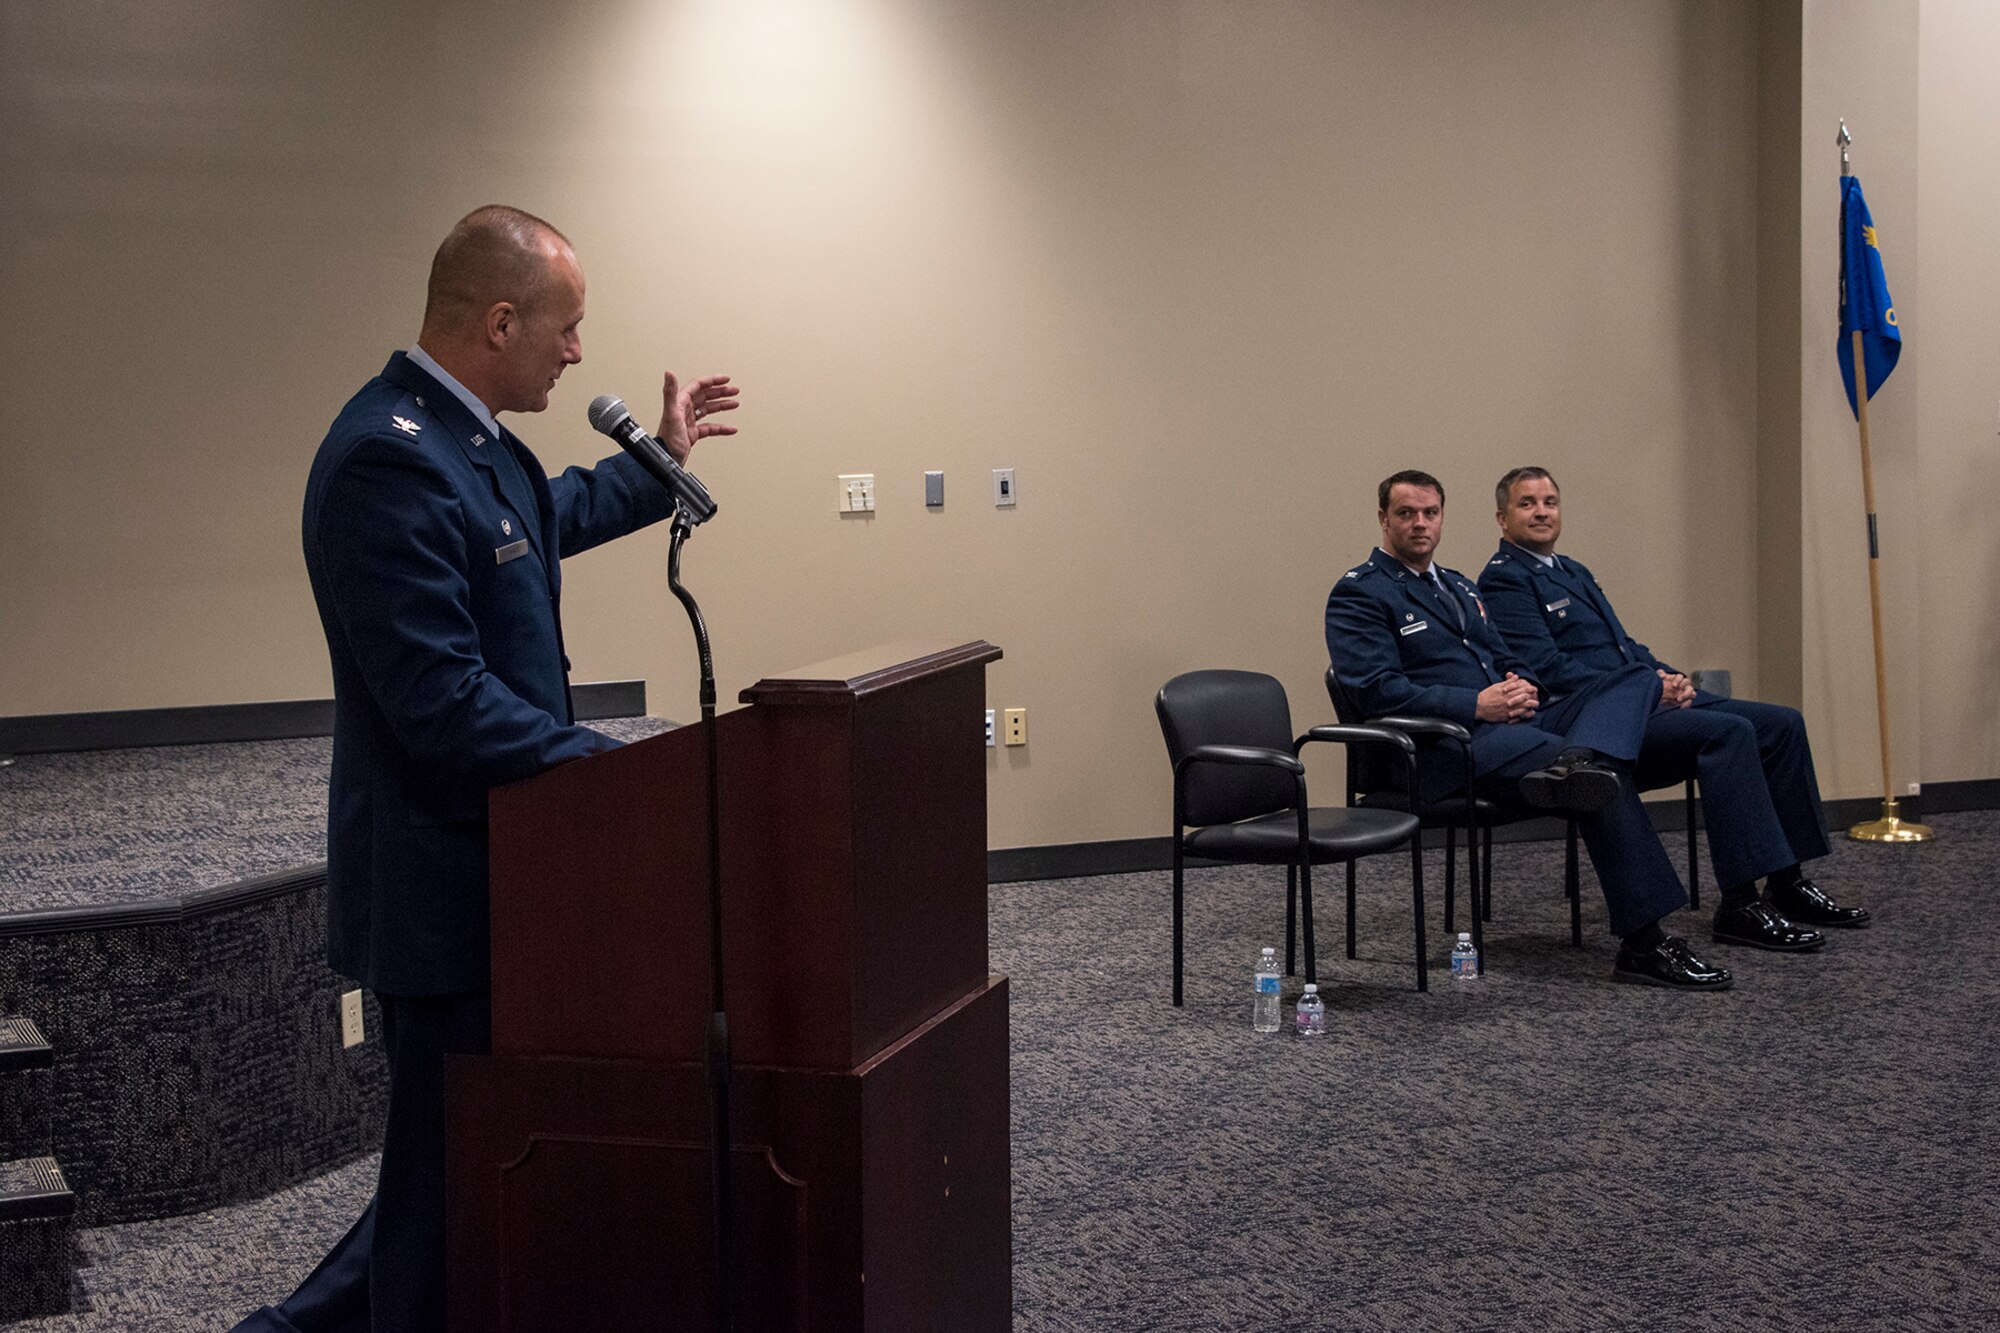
top-left (1174, 743), bottom-right (1304, 777)
top-left (1299, 724), bottom-right (1420, 806)
top-left (1366, 714), bottom-right (1472, 745)
top-left (1363, 715), bottom-right (1475, 811)
top-left (1295, 724), bottom-right (1417, 757)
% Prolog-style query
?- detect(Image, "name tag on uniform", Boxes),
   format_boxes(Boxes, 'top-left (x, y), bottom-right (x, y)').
top-left (1544, 598), bottom-right (1570, 612)
top-left (1399, 620), bottom-right (1429, 636)
top-left (495, 540), bottom-right (530, 565)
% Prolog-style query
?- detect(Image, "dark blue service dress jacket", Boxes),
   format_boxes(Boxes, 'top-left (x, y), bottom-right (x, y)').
top-left (1474, 541), bottom-right (1684, 694)
top-left (301, 352), bottom-right (674, 996)
top-left (1324, 547), bottom-right (1560, 799)
top-left (1477, 538), bottom-right (1831, 878)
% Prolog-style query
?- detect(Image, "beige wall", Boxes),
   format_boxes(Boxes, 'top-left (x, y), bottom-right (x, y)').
top-left (1755, 0), bottom-right (1805, 713)
top-left (1915, 0), bottom-right (2000, 784)
top-left (0, 1), bottom-right (1990, 849)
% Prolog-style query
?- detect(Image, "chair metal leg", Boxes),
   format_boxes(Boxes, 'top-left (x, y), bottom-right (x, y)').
top-left (1466, 815), bottom-right (1485, 976)
top-left (1444, 823), bottom-right (1457, 934)
top-left (1566, 818), bottom-right (1582, 947)
top-left (1481, 823), bottom-right (1495, 922)
top-left (1411, 834), bottom-right (1429, 992)
top-left (1685, 779), bottom-right (1701, 909)
top-left (1346, 860), bottom-right (1358, 960)
top-left (1173, 837), bottom-right (1186, 1006)
top-left (1285, 863), bottom-right (1298, 977)
top-left (1300, 855), bottom-right (1317, 985)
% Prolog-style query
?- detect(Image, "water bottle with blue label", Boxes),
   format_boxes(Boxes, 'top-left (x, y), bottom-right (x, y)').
top-left (1451, 932), bottom-right (1479, 980)
top-left (1253, 947), bottom-right (1281, 1032)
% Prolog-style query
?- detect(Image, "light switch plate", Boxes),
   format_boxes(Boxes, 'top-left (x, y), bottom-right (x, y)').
top-left (838, 474), bottom-right (876, 513)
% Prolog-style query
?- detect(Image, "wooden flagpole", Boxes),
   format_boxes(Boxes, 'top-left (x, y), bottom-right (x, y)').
top-left (1840, 120), bottom-right (1932, 843)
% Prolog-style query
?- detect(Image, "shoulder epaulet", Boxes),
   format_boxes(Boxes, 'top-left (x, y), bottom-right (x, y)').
top-left (1340, 560), bottom-right (1377, 581)
top-left (1487, 551), bottom-right (1513, 568)
top-left (366, 377), bottom-right (452, 444)
top-left (378, 387), bottom-right (438, 440)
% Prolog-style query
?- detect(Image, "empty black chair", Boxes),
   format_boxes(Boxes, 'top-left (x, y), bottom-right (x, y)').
top-left (1156, 669), bottom-right (1439, 997)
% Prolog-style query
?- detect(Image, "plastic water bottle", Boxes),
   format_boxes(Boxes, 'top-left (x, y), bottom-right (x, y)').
top-left (1294, 983), bottom-right (1326, 1038)
top-left (1451, 932), bottom-right (1479, 980)
top-left (1252, 948), bottom-right (1281, 1032)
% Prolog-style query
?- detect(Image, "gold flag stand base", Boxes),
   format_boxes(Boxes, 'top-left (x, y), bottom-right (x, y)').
top-left (1848, 797), bottom-right (1934, 843)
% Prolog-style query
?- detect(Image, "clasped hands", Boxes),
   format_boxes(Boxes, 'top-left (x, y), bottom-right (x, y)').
top-left (1476, 672), bottom-right (1539, 723)
top-left (1480, 669), bottom-right (1692, 723)
top-left (1656, 670), bottom-right (1695, 709)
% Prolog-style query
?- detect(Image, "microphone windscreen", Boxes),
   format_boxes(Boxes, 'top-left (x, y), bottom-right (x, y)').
top-left (586, 394), bottom-right (628, 434)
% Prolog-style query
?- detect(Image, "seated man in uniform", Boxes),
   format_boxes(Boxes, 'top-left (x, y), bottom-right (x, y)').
top-left (1476, 466), bottom-right (1867, 955)
top-left (1326, 470), bottom-right (1731, 990)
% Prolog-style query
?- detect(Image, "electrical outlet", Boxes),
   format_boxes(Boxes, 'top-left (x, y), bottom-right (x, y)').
top-left (340, 990), bottom-right (365, 1048)
top-left (985, 709), bottom-right (995, 747)
top-left (1003, 708), bottom-right (1027, 746)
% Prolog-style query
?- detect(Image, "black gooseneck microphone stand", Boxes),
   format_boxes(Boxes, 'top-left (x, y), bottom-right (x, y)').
top-left (665, 504), bottom-right (733, 1333)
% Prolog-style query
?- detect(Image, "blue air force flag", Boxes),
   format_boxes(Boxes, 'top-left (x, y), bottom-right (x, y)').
top-left (1837, 175), bottom-right (1900, 418)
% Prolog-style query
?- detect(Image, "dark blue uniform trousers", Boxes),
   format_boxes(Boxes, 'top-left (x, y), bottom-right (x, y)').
top-left (233, 991), bottom-right (491, 1333)
top-left (1631, 695), bottom-right (1833, 889)
top-left (1483, 662), bottom-right (1687, 938)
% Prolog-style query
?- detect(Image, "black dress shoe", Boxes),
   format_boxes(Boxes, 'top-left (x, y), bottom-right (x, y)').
top-left (1770, 878), bottom-right (1871, 928)
top-left (1518, 758), bottom-right (1621, 813)
top-left (1711, 900), bottom-right (1826, 952)
top-left (1613, 936), bottom-right (1733, 990)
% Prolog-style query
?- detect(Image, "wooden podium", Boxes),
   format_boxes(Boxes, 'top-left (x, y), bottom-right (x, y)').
top-left (446, 641), bottom-right (1010, 1331)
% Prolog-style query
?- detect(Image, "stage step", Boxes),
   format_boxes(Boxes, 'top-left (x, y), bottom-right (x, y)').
top-left (0, 1016), bottom-right (55, 1164)
top-left (0, 1156), bottom-right (77, 1319)
top-left (0, 1015), bottom-right (53, 1073)
top-left (0, 1156), bottom-right (74, 1223)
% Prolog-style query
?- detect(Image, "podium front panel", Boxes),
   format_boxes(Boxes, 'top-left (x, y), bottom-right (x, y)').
top-left (447, 977), bottom-right (1011, 1333)
top-left (488, 642), bottom-right (998, 1070)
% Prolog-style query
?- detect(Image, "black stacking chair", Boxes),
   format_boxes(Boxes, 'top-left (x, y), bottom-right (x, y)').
top-left (1322, 667), bottom-right (1555, 958)
top-left (1155, 669), bottom-right (1439, 997)
top-left (1324, 667), bottom-right (1702, 947)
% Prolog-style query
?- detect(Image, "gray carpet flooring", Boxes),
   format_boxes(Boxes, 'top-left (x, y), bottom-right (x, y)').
top-left (9, 810), bottom-right (1997, 1330)
top-left (0, 718), bottom-right (670, 913)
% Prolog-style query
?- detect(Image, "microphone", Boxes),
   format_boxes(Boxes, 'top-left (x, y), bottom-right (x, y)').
top-left (587, 394), bottom-right (718, 525)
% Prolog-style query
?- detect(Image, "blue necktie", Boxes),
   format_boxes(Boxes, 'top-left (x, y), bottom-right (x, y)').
top-left (1430, 570), bottom-right (1465, 633)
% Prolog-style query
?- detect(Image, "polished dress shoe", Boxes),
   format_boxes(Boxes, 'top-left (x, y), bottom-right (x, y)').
top-left (1770, 877), bottom-right (1871, 928)
top-left (1711, 900), bottom-right (1825, 952)
top-left (1613, 936), bottom-right (1733, 990)
top-left (1518, 758), bottom-right (1620, 813)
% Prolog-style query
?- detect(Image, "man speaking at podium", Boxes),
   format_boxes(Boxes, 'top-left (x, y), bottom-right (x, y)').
top-left (234, 206), bottom-right (738, 1333)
